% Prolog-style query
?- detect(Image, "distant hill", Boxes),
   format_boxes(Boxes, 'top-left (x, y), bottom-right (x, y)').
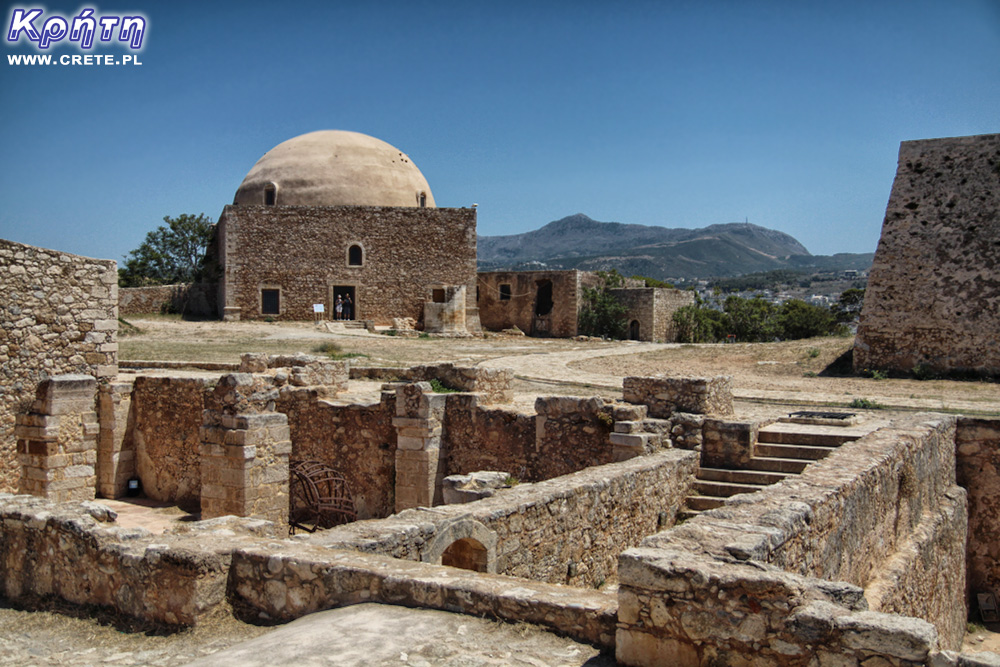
top-left (477, 214), bottom-right (873, 280)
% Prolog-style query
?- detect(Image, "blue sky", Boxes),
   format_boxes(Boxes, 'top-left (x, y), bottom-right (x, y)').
top-left (1, 0), bottom-right (998, 264)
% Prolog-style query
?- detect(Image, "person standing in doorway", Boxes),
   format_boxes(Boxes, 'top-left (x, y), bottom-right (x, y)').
top-left (343, 293), bottom-right (353, 321)
top-left (335, 295), bottom-right (343, 321)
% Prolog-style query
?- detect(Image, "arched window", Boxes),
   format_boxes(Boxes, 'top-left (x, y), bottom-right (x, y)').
top-left (348, 244), bottom-right (363, 266)
top-left (264, 183), bottom-right (277, 206)
top-left (418, 192), bottom-right (427, 208)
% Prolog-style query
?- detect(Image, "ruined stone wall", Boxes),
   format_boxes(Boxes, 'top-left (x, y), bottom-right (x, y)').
top-left (956, 417), bottom-right (1000, 613)
top-left (617, 414), bottom-right (970, 666)
top-left (442, 394), bottom-right (536, 480)
top-left (118, 283), bottom-right (217, 318)
top-left (0, 239), bottom-right (118, 493)
top-left (131, 377), bottom-right (208, 510)
top-left (534, 396), bottom-right (619, 478)
top-left (349, 363), bottom-right (513, 404)
top-left (855, 133), bottom-right (1000, 376)
top-left (623, 375), bottom-right (734, 418)
top-left (277, 388), bottom-right (397, 519)
top-left (476, 270), bottom-right (588, 337)
top-left (217, 205), bottom-right (477, 324)
top-left (306, 448), bottom-right (699, 588)
top-left (653, 288), bottom-right (696, 343)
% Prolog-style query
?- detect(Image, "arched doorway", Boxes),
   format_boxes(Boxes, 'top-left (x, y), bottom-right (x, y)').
top-left (629, 319), bottom-right (641, 340)
top-left (441, 537), bottom-right (489, 572)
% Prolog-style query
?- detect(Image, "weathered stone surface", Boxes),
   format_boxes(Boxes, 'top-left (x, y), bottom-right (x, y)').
top-left (855, 133), bottom-right (1000, 376)
top-left (216, 205), bottom-right (478, 326)
top-left (956, 417), bottom-right (1000, 616)
top-left (609, 286), bottom-right (696, 342)
top-left (624, 375), bottom-right (734, 418)
top-left (118, 283), bottom-right (216, 318)
top-left (0, 239), bottom-right (117, 493)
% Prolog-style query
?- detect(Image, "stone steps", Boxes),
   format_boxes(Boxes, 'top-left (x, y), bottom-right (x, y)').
top-left (680, 422), bottom-right (869, 521)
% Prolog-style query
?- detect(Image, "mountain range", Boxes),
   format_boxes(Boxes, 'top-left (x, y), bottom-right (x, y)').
top-left (477, 214), bottom-right (874, 280)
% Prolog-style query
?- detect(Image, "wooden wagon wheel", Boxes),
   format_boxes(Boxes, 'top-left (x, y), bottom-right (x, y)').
top-left (289, 460), bottom-right (357, 534)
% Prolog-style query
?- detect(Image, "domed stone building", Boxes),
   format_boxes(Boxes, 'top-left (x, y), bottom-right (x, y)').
top-left (214, 131), bottom-right (479, 332)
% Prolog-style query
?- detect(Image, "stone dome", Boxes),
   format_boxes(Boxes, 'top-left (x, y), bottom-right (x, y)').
top-left (233, 130), bottom-right (435, 208)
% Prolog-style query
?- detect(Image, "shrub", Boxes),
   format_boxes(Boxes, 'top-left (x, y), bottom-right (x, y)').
top-left (849, 397), bottom-right (884, 410)
top-left (578, 270), bottom-right (629, 339)
top-left (429, 378), bottom-right (460, 393)
top-left (912, 363), bottom-right (938, 381)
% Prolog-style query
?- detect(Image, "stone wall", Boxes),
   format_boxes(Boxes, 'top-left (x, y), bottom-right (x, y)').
top-left (96, 379), bottom-right (136, 499)
top-left (131, 376), bottom-right (208, 511)
top-left (118, 283), bottom-right (217, 318)
top-left (350, 363), bottom-right (514, 404)
top-left (623, 375), bottom-right (734, 418)
top-left (610, 288), bottom-right (696, 343)
top-left (305, 448), bottom-right (699, 588)
top-left (0, 238), bottom-right (118, 493)
top-left (476, 270), bottom-right (597, 337)
top-left (956, 417), bottom-right (1000, 616)
top-left (442, 394), bottom-right (536, 480)
top-left (216, 205), bottom-right (478, 325)
top-left (277, 387), bottom-right (397, 519)
top-left (616, 414), bottom-right (970, 666)
top-left (855, 133), bottom-right (1000, 376)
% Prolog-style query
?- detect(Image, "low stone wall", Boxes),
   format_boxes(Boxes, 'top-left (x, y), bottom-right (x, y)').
top-left (617, 414), bottom-right (970, 666)
top-left (277, 388), bottom-right (397, 519)
top-left (957, 417), bottom-right (1000, 615)
top-left (304, 449), bottom-right (699, 588)
top-left (118, 283), bottom-right (217, 318)
top-left (229, 544), bottom-right (618, 648)
top-left (623, 375), bottom-right (734, 418)
top-left (534, 396), bottom-right (620, 479)
top-left (350, 363), bottom-right (514, 404)
top-left (0, 238), bottom-right (118, 493)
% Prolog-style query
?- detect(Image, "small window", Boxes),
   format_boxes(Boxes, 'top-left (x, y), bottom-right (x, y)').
top-left (418, 192), bottom-right (427, 208)
top-left (264, 183), bottom-right (277, 206)
top-left (261, 289), bottom-right (280, 315)
top-left (432, 288), bottom-right (446, 303)
top-left (348, 244), bottom-right (363, 266)
top-left (499, 284), bottom-right (511, 301)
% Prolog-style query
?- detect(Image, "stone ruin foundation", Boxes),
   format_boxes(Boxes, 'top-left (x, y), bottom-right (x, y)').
top-left (0, 361), bottom-right (998, 666)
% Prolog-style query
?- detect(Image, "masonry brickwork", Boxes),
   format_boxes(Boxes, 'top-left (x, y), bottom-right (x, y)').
top-left (610, 287), bottom-right (696, 342)
top-left (216, 204), bottom-right (478, 325)
top-left (0, 238), bottom-right (118, 493)
top-left (855, 133), bottom-right (1000, 376)
top-left (623, 375), bottom-right (735, 418)
top-left (476, 270), bottom-right (598, 337)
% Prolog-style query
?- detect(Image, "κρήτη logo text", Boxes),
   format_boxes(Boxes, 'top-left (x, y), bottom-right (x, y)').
top-left (6, 7), bottom-right (146, 50)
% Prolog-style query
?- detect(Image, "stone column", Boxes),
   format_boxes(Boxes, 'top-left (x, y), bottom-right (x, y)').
top-left (393, 382), bottom-right (447, 512)
top-left (96, 379), bottom-right (136, 498)
top-left (15, 374), bottom-right (98, 501)
top-left (200, 411), bottom-right (291, 524)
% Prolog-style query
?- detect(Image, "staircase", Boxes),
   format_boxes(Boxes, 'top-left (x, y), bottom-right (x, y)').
top-left (680, 422), bottom-right (867, 520)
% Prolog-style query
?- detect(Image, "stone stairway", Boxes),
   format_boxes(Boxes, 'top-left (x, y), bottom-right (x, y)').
top-left (680, 421), bottom-right (868, 520)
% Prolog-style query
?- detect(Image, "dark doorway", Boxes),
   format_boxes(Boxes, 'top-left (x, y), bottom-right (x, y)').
top-left (261, 288), bottom-right (280, 316)
top-left (535, 280), bottom-right (553, 316)
top-left (629, 319), bottom-right (640, 340)
top-left (333, 285), bottom-right (356, 320)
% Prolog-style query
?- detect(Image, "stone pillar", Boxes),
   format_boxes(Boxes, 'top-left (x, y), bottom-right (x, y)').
top-left (200, 411), bottom-right (291, 524)
top-left (393, 382), bottom-right (447, 512)
top-left (15, 374), bottom-right (98, 501)
top-left (609, 403), bottom-right (656, 461)
top-left (96, 379), bottom-right (136, 498)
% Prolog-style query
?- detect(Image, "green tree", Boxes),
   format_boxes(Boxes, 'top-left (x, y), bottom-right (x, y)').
top-left (119, 214), bottom-right (215, 287)
top-left (831, 288), bottom-right (865, 323)
top-left (724, 296), bottom-right (779, 342)
top-left (672, 302), bottom-right (726, 343)
top-left (578, 270), bottom-right (628, 339)
top-left (777, 299), bottom-right (837, 339)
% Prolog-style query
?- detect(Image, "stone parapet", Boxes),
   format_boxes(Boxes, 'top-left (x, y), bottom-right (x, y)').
top-left (956, 417), bottom-right (1000, 615)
